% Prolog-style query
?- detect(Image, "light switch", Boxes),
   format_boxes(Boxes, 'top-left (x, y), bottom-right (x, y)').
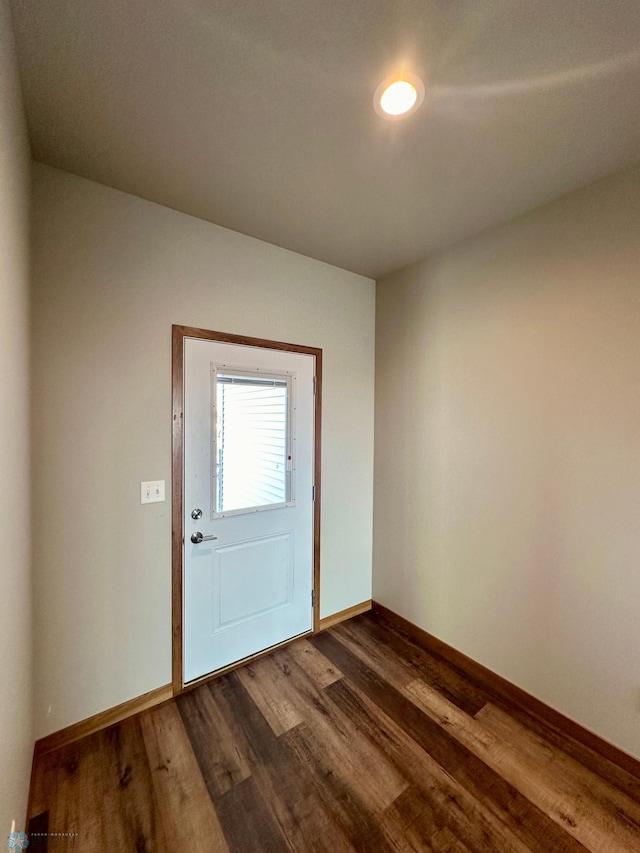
top-left (141, 480), bottom-right (165, 504)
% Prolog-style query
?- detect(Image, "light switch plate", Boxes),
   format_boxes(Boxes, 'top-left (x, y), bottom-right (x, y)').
top-left (141, 480), bottom-right (165, 504)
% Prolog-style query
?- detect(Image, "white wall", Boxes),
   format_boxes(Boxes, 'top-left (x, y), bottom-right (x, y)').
top-left (375, 164), bottom-right (640, 759)
top-left (0, 0), bottom-right (32, 829)
top-left (31, 164), bottom-right (374, 737)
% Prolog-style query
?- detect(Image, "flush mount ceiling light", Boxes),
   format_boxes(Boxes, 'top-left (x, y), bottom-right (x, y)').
top-left (374, 72), bottom-right (425, 120)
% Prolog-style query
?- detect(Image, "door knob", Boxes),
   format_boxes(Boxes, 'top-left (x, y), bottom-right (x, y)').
top-left (190, 531), bottom-right (218, 544)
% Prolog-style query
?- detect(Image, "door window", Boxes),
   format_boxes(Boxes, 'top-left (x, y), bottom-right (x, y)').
top-left (213, 368), bottom-right (293, 516)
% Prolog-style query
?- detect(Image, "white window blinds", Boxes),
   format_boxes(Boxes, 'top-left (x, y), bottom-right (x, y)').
top-left (215, 373), bottom-right (291, 513)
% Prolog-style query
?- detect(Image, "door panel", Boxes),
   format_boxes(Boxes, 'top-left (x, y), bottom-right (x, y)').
top-left (216, 532), bottom-right (293, 627)
top-left (183, 338), bottom-right (314, 683)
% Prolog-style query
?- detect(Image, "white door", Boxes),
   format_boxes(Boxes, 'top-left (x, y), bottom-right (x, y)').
top-left (183, 338), bottom-right (315, 683)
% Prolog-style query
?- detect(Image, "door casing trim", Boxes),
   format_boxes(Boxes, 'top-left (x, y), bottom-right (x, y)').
top-left (171, 324), bottom-right (322, 695)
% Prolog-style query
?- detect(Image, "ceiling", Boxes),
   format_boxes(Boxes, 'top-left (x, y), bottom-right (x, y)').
top-left (10, 0), bottom-right (640, 278)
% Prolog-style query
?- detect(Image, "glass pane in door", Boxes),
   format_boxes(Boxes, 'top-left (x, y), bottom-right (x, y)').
top-left (214, 371), bottom-right (291, 515)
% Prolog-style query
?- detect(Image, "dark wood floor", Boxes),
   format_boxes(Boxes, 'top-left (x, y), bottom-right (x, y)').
top-left (28, 612), bottom-right (640, 851)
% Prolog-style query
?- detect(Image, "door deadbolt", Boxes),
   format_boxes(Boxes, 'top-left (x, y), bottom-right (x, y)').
top-left (191, 508), bottom-right (203, 519)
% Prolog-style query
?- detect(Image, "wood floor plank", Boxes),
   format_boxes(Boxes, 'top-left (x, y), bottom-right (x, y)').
top-left (241, 646), bottom-right (408, 813)
top-left (176, 680), bottom-right (251, 796)
top-left (27, 749), bottom-right (59, 819)
top-left (332, 619), bottom-right (420, 688)
top-left (28, 611), bottom-right (638, 852)
top-left (139, 702), bottom-right (229, 853)
top-left (495, 699), bottom-right (640, 806)
top-left (353, 614), bottom-right (488, 715)
top-left (381, 786), bottom-right (439, 853)
top-left (99, 717), bottom-right (169, 852)
top-left (215, 775), bottom-right (293, 853)
top-left (476, 704), bottom-right (640, 839)
top-left (274, 646), bottom-right (408, 811)
top-left (210, 671), bottom-right (356, 853)
top-left (286, 637), bottom-right (343, 688)
top-left (26, 811), bottom-right (49, 853)
top-left (380, 819), bottom-right (438, 853)
top-left (326, 678), bottom-right (534, 853)
top-left (179, 676), bottom-right (292, 853)
top-left (235, 652), bottom-right (305, 736)
top-left (314, 630), bottom-right (590, 853)
top-left (283, 722), bottom-right (398, 853)
top-left (406, 678), bottom-right (640, 852)
top-left (431, 827), bottom-right (473, 853)
top-left (374, 609), bottom-right (640, 803)
top-left (45, 719), bottom-right (166, 851)
top-left (44, 732), bottom-right (108, 851)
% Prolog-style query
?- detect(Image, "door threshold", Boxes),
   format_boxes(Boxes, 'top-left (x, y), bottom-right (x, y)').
top-left (179, 628), bottom-right (313, 695)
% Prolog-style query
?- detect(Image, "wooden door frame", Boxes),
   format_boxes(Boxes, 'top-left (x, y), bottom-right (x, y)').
top-left (171, 324), bottom-right (322, 695)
